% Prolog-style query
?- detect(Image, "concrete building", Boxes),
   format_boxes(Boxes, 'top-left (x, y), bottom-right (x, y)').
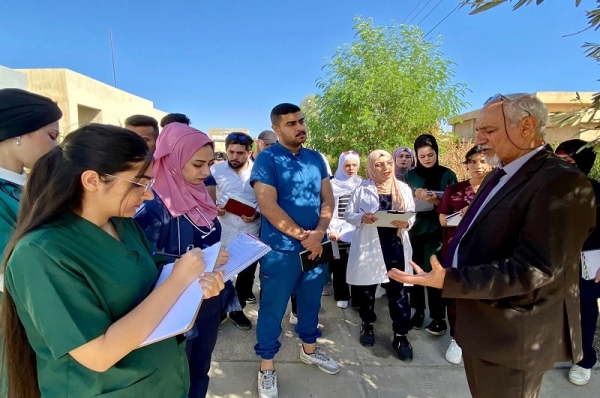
top-left (208, 128), bottom-right (250, 152)
top-left (0, 65), bottom-right (27, 90)
top-left (3, 67), bottom-right (165, 137)
top-left (450, 92), bottom-right (598, 144)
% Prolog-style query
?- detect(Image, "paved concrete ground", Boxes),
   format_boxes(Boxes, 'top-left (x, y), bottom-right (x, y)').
top-left (208, 288), bottom-right (600, 398)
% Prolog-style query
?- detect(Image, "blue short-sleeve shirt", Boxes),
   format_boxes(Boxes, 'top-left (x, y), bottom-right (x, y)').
top-left (250, 142), bottom-right (328, 252)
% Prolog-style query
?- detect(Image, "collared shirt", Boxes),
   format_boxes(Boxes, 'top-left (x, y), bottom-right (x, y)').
top-left (211, 160), bottom-right (260, 246)
top-left (453, 145), bottom-right (546, 268)
top-left (250, 142), bottom-right (329, 252)
top-left (0, 167), bottom-right (27, 187)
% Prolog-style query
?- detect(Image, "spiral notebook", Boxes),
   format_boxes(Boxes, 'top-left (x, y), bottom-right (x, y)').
top-left (219, 233), bottom-right (271, 281)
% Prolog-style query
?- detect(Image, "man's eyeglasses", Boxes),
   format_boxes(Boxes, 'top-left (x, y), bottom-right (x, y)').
top-left (105, 174), bottom-right (155, 194)
top-left (484, 93), bottom-right (532, 117)
top-left (227, 133), bottom-right (249, 141)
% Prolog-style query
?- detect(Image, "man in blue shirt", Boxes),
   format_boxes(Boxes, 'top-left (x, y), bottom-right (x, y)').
top-left (251, 103), bottom-right (338, 398)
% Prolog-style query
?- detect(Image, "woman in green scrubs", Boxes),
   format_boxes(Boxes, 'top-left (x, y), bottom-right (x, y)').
top-left (403, 134), bottom-right (457, 335)
top-left (0, 88), bottom-right (62, 254)
top-left (0, 124), bottom-right (225, 398)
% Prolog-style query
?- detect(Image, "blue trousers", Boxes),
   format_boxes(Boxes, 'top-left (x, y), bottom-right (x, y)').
top-left (577, 277), bottom-right (600, 369)
top-left (185, 292), bottom-right (222, 398)
top-left (255, 249), bottom-right (324, 360)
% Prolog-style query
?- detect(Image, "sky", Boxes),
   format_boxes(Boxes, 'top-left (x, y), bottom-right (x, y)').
top-left (0, 0), bottom-right (596, 136)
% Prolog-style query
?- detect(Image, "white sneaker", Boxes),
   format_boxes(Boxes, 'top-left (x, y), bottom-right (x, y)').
top-left (568, 364), bottom-right (591, 386)
top-left (375, 285), bottom-right (386, 299)
top-left (299, 346), bottom-right (340, 375)
top-left (445, 339), bottom-right (462, 364)
top-left (289, 312), bottom-right (298, 325)
top-left (336, 300), bottom-right (348, 309)
top-left (258, 369), bottom-right (278, 398)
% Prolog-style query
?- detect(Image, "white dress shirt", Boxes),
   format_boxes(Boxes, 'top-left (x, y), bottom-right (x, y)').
top-left (0, 167), bottom-right (27, 187)
top-left (211, 160), bottom-right (260, 246)
top-left (452, 145), bottom-right (546, 268)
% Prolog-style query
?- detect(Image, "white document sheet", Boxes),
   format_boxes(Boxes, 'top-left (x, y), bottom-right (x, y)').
top-left (366, 211), bottom-right (415, 228)
top-left (139, 242), bottom-right (221, 347)
top-left (581, 249), bottom-right (600, 280)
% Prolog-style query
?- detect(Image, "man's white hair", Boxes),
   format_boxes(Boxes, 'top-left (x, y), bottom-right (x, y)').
top-left (502, 93), bottom-right (548, 138)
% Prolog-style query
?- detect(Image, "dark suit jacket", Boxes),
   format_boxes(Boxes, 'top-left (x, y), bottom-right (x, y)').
top-left (442, 146), bottom-right (596, 371)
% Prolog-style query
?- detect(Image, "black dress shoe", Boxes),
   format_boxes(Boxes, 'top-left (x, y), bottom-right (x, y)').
top-left (228, 311), bottom-right (252, 330)
top-left (359, 323), bottom-right (375, 347)
top-left (246, 294), bottom-right (257, 304)
top-left (411, 311), bottom-right (425, 330)
top-left (425, 319), bottom-right (447, 336)
top-left (392, 334), bottom-right (413, 362)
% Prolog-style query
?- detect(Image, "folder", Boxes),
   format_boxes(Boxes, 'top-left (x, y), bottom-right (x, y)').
top-left (139, 242), bottom-right (221, 347)
top-left (445, 212), bottom-right (463, 227)
top-left (300, 241), bottom-right (334, 272)
top-left (366, 210), bottom-right (415, 228)
top-left (218, 233), bottom-right (271, 281)
top-left (224, 195), bottom-right (257, 218)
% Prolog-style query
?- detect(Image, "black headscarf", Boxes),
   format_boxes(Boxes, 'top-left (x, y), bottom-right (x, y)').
top-left (0, 88), bottom-right (62, 142)
top-left (413, 134), bottom-right (449, 190)
top-left (555, 139), bottom-right (596, 176)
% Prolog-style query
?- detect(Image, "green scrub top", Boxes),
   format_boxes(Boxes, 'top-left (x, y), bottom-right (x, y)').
top-left (4, 213), bottom-right (189, 398)
top-left (0, 177), bottom-right (21, 251)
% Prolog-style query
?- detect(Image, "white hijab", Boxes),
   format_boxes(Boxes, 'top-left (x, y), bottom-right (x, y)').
top-left (331, 151), bottom-right (362, 197)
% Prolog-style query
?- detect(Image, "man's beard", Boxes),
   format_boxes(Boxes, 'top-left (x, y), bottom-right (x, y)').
top-left (483, 153), bottom-right (501, 166)
top-left (228, 160), bottom-right (244, 170)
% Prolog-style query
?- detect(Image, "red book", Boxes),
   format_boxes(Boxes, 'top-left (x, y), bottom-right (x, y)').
top-left (224, 195), bottom-right (257, 218)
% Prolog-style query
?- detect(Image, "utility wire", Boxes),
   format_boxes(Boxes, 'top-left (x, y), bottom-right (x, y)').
top-left (408, 0), bottom-right (433, 25)
top-left (425, 4), bottom-right (461, 36)
top-left (418, 0), bottom-right (444, 26)
top-left (402, 0), bottom-right (423, 24)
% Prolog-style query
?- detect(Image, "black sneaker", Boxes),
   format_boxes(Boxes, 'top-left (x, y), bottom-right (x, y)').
top-left (246, 294), bottom-right (257, 304)
top-left (411, 311), bottom-right (424, 330)
top-left (359, 323), bottom-right (375, 347)
top-left (425, 319), bottom-right (447, 336)
top-left (228, 311), bottom-right (252, 330)
top-left (392, 334), bottom-right (413, 362)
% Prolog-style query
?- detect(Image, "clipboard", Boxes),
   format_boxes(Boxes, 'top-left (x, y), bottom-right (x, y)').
top-left (366, 210), bottom-right (415, 228)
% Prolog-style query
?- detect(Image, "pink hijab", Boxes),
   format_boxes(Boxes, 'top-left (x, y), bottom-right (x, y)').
top-left (153, 122), bottom-right (218, 227)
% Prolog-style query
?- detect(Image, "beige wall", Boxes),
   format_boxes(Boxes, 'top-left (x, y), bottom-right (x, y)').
top-left (17, 68), bottom-right (166, 138)
top-left (208, 128), bottom-right (250, 152)
top-left (451, 92), bottom-right (598, 144)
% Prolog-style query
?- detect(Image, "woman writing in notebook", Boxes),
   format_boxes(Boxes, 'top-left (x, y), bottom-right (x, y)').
top-left (134, 122), bottom-right (234, 398)
top-left (344, 150), bottom-right (415, 361)
top-left (0, 125), bottom-right (224, 398)
top-left (436, 145), bottom-right (491, 366)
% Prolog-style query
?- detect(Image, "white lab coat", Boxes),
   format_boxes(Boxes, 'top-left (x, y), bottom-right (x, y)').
top-left (344, 179), bottom-right (415, 286)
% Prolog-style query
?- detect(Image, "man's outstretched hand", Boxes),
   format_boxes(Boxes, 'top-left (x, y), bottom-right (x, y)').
top-left (387, 255), bottom-right (446, 289)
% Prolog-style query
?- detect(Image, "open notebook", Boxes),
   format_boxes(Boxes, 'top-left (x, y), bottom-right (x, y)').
top-left (138, 242), bottom-right (221, 347)
top-left (219, 233), bottom-right (271, 282)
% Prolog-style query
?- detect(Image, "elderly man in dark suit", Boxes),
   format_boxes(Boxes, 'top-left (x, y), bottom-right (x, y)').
top-left (388, 93), bottom-right (596, 398)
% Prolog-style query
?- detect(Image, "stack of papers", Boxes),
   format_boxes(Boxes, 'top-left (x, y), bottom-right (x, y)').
top-left (220, 233), bottom-right (271, 282)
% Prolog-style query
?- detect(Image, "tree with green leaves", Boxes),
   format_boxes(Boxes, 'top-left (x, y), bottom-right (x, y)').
top-left (464, 0), bottom-right (600, 148)
top-left (304, 17), bottom-right (468, 163)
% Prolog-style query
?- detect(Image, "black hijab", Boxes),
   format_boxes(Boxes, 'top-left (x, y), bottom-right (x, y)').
top-left (555, 139), bottom-right (596, 176)
top-left (413, 134), bottom-right (449, 190)
top-left (0, 88), bottom-right (62, 142)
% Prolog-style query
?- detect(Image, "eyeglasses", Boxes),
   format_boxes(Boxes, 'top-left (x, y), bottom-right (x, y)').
top-left (227, 133), bottom-right (249, 141)
top-left (343, 150), bottom-right (359, 155)
top-left (484, 93), bottom-right (532, 117)
top-left (105, 174), bottom-right (155, 194)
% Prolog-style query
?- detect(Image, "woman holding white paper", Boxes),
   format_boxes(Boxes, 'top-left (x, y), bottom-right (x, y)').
top-left (0, 125), bottom-right (224, 398)
top-left (436, 145), bottom-right (491, 365)
top-left (344, 150), bottom-right (415, 361)
top-left (555, 139), bottom-right (600, 386)
top-left (134, 122), bottom-right (233, 398)
top-left (327, 150), bottom-right (363, 309)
